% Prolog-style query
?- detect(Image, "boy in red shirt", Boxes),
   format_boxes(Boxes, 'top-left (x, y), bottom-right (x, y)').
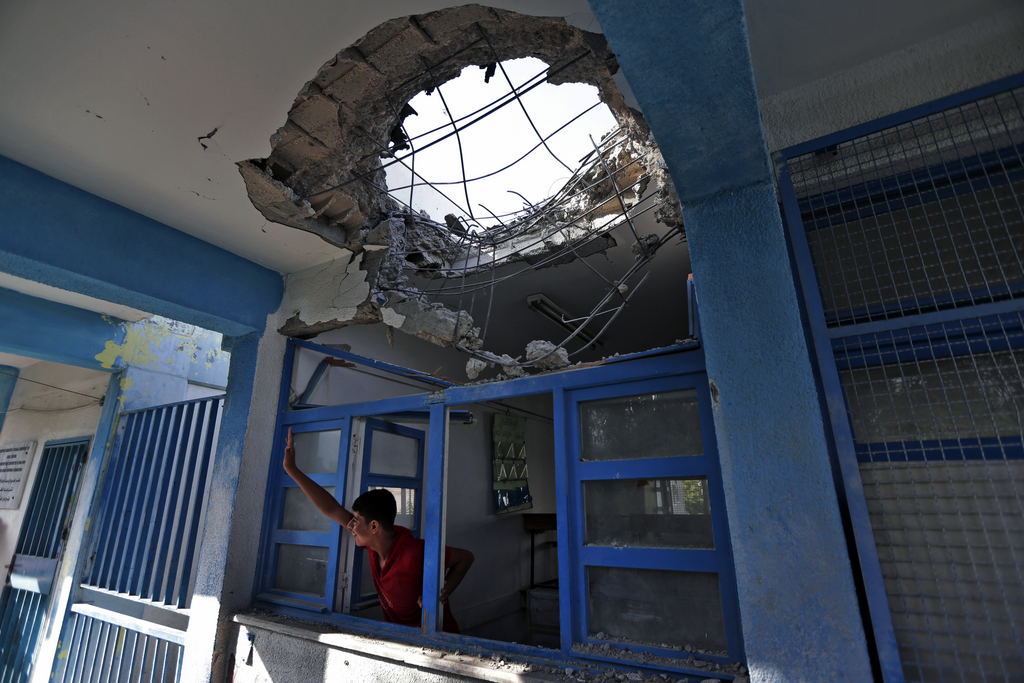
top-left (283, 428), bottom-right (473, 632)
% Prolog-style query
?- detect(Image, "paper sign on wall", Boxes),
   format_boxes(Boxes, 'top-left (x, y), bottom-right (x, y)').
top-left (492, 415), bottom-right (532, 514)
top-left (0, 441), bottom-right (37, 509)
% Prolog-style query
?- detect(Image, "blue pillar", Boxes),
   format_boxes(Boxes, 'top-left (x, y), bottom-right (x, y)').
top-left (587, 1), bottom-right (873, 679)
top-left (0, 365), bottom-right (18, 437)
top-left (180, 330), bottom-right (262, 682)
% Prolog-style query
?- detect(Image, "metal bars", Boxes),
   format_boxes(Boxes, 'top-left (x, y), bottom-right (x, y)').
top-left (85, 397), bottom-right (222, 608)
top-left (51, 612), bottom-right (182, 683)
top-left (789, 87), bottom-right (1024, 328)
top-left (778, 75), bottom-right (1024, 683)
top-left (0, 440), bottom-right (87, 683)
top-left (15, 442), bottom-right (85, 559)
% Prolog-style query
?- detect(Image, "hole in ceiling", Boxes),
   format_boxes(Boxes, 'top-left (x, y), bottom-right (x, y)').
top-left (239, 6), bottom-right (687, 379)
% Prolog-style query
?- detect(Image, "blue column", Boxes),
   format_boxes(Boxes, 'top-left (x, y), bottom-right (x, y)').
top-left (0, 365), bottom-right (18, 437)
top-left (587, 1), bottom-right (873, 679)
top-left (179, 330), bottom-right (262, 682)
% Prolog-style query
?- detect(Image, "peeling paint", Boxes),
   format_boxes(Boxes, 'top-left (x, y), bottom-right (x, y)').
top-left (118, 375), bottom-right (135, 404)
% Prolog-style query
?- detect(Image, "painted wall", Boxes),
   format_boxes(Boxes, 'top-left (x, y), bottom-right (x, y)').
top-left (587, 1), bottom-right (874, 681)
top-left (233, 618), bottom-right (470, 683)
top-left (96, 315), bottom-right (230, 411)
top-left (756, 4), bottom-right (1024, 152)
top-left (0, 361), bottom-right (108, 584)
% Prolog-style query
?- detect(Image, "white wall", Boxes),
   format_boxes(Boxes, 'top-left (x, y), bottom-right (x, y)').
top-left (444, 398), bottom-right (557, 630)
top-left (0, 361), bottom-right (107, 581)
top-left (757, 4), bottom-right (1024, 153)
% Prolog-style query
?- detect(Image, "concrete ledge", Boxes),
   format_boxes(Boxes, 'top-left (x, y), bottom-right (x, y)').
top-left (233, 612), bottom-right (552, 683)
top-left (232, 612), bottom-right (741, 683)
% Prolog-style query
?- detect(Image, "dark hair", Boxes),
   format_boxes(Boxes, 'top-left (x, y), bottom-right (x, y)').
top-left (352, 488), bottom-right (397, 530)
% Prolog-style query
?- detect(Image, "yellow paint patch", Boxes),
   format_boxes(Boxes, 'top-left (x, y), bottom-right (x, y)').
top-left (94, 319), bottom-right (175, 370)
top-left (94, 340), bottom-right (124, 370)
top-left (118, 376), bottom-right (134, 404)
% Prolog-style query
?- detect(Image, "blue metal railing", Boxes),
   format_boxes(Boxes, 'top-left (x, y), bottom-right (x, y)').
top-left (85, 397), bottom-right (222, 608)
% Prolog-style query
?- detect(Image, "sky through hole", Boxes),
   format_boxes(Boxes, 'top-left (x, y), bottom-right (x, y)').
top-left (384, 57), bottom-right (617, 231)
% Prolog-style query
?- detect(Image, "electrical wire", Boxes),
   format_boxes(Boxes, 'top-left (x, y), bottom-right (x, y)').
top-left (0, 368), bottom-right (105, 401)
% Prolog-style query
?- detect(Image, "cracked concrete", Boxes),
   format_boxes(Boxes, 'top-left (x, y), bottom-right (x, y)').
top-left (240, 5), bottom-right (682, 367)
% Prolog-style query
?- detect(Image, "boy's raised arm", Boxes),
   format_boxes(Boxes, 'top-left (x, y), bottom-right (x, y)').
top-left (284, 427), bottom-right (354, 528)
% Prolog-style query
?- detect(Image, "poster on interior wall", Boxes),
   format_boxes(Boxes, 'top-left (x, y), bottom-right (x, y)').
top-left (492, 414), bottom-right (532, 514)
top-left (0, 441), bottom-right (36, 509)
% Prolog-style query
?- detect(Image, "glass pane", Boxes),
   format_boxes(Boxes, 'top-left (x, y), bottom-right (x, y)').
top-left (368, 430), bottom-right (419, 477)
top-left (358, 550), bottom-right (375, 598)
top-left (293, 430), bottom-right (341, 474)
top-left (275, 544), bottom-right (329, 597)
top-left (281, 486), bottom-right (335, 532)
top-left (588, 567), bottom-right (727, 653)
top-left (580, 389), bottom-right (703, 461)
top-left (584, 478), bottom-right (713, 548)
top-left (368, 486), bottom-right (417, 529)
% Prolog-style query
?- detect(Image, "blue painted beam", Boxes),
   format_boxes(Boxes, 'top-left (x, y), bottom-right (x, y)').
top-left (0, 155), bottom-right (282, 337)
top-left (0, 364), bottom-right (17, 436)
top-left (587, 0), bottom-right (769, 203)
top-left (588, 0), bottom-right (874, 679)
top-left (0, 286), bottom-right (127, 371)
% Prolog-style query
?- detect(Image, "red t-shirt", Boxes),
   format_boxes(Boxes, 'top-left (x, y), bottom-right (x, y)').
top-left (367, 525), bottom-right (460, 633)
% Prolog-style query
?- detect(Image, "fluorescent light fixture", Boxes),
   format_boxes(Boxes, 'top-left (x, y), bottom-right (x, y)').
top-left (526, 293), bottom-right (601, 348)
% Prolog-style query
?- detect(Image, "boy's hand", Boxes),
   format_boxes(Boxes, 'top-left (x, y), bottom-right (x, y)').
top-left (283, 427), bottom-right (296, 472)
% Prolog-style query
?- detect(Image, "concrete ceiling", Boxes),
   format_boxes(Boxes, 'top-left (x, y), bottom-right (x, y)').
top-left (0, 0), bottom-right (1015, 363)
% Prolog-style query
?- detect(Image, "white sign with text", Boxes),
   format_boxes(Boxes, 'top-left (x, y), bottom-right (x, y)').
top-left (0, 441), bottom-right (37, 509)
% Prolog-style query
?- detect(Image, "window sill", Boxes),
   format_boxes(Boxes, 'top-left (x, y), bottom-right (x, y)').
top-left (232, 612), bottom-right (744, 683)
top-left (234, 612), bottom-right (553, 683)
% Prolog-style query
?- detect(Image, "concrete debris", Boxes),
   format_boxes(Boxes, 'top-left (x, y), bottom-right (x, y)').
top-left (465, 357), bottom-right (490, 380)
top-left (631, 233), bottom-right (659, 258)
top-left (526, 340), bottom-right (570, 370)
top-left (498, 354), bottom-right (527, 379)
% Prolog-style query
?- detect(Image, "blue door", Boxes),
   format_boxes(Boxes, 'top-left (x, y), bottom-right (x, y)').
top-left (0, 439), bottom-right (89, 683)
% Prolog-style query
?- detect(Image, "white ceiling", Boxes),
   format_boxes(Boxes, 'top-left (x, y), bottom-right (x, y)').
top-left (0, 0), bottom-right (1015, 364)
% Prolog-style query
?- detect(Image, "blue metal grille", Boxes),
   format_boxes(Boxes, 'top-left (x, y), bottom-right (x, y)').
top-left (834, 316), bottom-right (1024, 681)
top-left (51, 612), bottom-right (181, 683)
top-left (778, 76), bottom-right (1024, 683)
top-left (0, 440), bottom-right (87, 683)
top-left (0, 590), bottom-right (45, 683)
top-left (788, 86), bottom-right (1024, 328)
top-left (85, 397), bottom-right (222, 608)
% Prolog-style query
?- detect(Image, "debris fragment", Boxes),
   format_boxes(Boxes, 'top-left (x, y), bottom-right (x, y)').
top-left (465, 357), bottom-right (489, 380)
top-left (526, 340), bottom-right (570, 370)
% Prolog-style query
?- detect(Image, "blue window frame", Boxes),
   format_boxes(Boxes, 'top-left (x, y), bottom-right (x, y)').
top-left (560, 377), bottom-right (742, 659)
top-left (255, 337), bottom-right (745, 674)
top-left (255, 416), bottom-right (350, 613)
top-left (350, 419), bottom-right (425, 609)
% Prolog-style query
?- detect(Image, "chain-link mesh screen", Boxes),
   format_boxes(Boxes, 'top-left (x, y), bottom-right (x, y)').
top-left (785, 83), bottom-right (1024, 682)
top-left (834, 316), bottom-right (1024, 682)
top-left (788, 87), bottom-right (1024, 328)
